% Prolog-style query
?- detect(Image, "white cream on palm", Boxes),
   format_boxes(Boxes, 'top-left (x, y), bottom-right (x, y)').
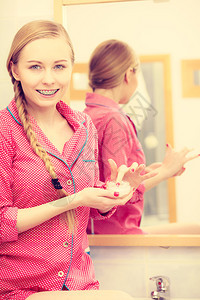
top-left (106, 181), bottom-right (131, 197)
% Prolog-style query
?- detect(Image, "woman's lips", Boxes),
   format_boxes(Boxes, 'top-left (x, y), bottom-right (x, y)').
top-left (36, 89), bottom-right (59, 96)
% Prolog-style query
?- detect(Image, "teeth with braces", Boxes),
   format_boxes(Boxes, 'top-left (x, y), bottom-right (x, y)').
top-left (37, 89), bottom-right (59, 95)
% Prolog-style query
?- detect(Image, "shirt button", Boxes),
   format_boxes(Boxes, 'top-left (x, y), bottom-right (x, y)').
top-left (63, 241), bottom-right (69, 248)
top-left (58, 271), bottom-right (64, 277)
top-left (67, 179), bottom-right (72, 186)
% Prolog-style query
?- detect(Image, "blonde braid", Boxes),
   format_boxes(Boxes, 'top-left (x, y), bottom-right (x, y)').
top-left (14, 81), bottom-right (75, 231)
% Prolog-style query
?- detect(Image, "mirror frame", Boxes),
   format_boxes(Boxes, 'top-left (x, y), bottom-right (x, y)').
top-left (54, 0), bottom-right (200, 246)
top-left (182, 59), bottom-right (200, 97)
top-left (88, 234), bottom-right (200, 247)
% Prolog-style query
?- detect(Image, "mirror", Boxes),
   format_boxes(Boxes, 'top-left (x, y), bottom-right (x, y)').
top-left (54, 0), bottom-right (200, 246)
top-left (69, 56), bottom-right (175, 228)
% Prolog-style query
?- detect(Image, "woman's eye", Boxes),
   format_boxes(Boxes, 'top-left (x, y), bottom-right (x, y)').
top-left (30, 65), bottom-right (41, 70)
top-left (54, 65), bottom-right (65, 70)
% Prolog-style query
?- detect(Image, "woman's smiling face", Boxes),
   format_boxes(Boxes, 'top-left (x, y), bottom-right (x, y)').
top-left (11, 37), bottom-right (73, 110)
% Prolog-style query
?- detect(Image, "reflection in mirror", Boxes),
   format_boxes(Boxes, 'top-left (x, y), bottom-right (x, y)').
top-left (69, 58), bottom-right (172, 227)
top-left (55, 0), bottom-right (200, 245)
top-left (69, 55), bottom-right (176, 228)
top-left (64, 21), bottom-right (176, 226)
top-left (63, 2), bottom-right (176, 228)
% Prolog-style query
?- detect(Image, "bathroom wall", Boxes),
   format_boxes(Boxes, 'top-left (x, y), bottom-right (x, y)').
top-left (90, 245), bottom-right (200, 299)
top-left (0, 0), bottom-right (54, 109)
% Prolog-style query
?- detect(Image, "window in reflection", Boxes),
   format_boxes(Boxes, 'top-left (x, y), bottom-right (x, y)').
top-left (193, 70), bottom-right (200, 86)
top-left (182, 59), bottom-right (200, 97)
top-left (73, 73), bottom-right (88, 90)
top-left (137, 62), bottom-right (168, 226)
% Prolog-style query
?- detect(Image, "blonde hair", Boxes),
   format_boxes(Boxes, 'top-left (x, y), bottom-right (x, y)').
top-left (89, 39), bottom-right (139, 91)
top-left (7, 20), bottom-right (75, 231)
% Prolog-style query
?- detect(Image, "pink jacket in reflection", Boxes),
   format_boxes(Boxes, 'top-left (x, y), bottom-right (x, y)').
top-left (84, 92), bottom-right (146, 235)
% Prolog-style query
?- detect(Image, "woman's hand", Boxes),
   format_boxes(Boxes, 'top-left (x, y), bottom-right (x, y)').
top-left (75, 187), bottom-right (134, 214)
top-left (159, 143), bottom-right (199, 179)
top-left (107, 158), bottom-right (157, 191)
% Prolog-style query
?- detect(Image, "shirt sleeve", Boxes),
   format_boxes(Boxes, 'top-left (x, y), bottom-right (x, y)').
top-left (85, 114), bottom-right (117, 220)
top-left (100, 114), bottom-right (145, 204)
top-left (0, 124), bottom-right (18, 244)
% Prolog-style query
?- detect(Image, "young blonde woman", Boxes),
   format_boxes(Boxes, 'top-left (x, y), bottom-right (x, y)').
top-left (84, 39), bottom-right (200, 235)
top-left (0, 21), bottom-right (155, 300)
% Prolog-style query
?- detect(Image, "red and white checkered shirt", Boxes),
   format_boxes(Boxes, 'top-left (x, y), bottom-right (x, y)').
top-left (84, 93), bottom-right (146, 235)
top-left (0, 99), bottom-right (114, 300)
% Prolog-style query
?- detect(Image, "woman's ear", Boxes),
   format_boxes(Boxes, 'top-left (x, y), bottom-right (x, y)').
top-left (124, 68), bottom-right (132, 84)
top-left (10, 61), bottom-right (20, 81)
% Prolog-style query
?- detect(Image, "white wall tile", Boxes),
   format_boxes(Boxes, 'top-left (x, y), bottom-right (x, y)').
top-left (91, 246), bottom-right (200, 299)
top-left (91, 246), bottom-right (146, 262)
top-left (94, 261), bottom-right (146, 298)
top-left (147, 246), bottom-right (200, 261)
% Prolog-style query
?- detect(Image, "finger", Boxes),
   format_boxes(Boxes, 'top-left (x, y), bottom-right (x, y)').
top-left (129, 162), bottom-right (138, 173)
top-left (123, 162), bottom-right (140, 182)
top-left (141, 170), bottom-right (158, 181)
top-left (101, 186), bottom-right (133, 199)
top-left (179, 168), bottom-right (186, 176)
top-left (116, 164), bottom-right (128, 183)
top-left (131, 163), bottom-right (145, 175)
top-left (180, 147), bottom-right (194, 155)
top-left (123, 163), bottom-right (145, 187)
top-left (185, 153), bottom-right (200, 163)
top-left (114, 190), bottom-right (134, 205)
top-left (173, 167), bottom-right (186, 177)
top-left (144, 166), bottom-right (152, 173)
top-left (166, 143), bottom-right (173, 150)
top-left (95, 187), bottom-right (119, 198)
top-left (108, 158), bottom-right (118, 181)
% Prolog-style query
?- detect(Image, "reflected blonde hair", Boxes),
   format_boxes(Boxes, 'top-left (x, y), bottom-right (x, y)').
top-left (7, 20), bottom-right (75, 231)
top-left (89, 39), bottom-right (139, 91)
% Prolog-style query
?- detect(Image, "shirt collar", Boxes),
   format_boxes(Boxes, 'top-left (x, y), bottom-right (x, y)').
top-left (7, 99), bottom-right (88, 159)
top-left (7, 98), bottom-right (22, 125)
top-left (85, 92), bottom-right (121, 110)
top-left (7, 99), bottom-right (85, 131)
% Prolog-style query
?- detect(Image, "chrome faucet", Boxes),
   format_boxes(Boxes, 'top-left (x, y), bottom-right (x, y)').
top-left (150, 276), bottom-right (170, 299)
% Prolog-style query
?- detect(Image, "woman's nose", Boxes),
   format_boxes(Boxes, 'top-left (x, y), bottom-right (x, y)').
top-left (42, 70), bottom-right (55, 85)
